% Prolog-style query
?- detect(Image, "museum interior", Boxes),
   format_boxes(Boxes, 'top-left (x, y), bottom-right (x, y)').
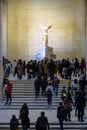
top-left (0, 0), bottom-right (87, 129)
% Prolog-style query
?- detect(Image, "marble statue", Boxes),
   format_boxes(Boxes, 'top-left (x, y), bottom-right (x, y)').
top-left (40, 24), bottom-right (52, 46)
top-left (35, 24), bottom-right (56, 60)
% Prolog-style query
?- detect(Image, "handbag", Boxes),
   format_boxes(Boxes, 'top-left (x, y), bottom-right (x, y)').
top-left (64, 100), bottom-right (72, 111)
top-left (16, 128), bottom-right (20, 130)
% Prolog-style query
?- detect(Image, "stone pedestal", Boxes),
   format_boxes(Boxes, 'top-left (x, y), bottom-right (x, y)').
top-left (35, 45), bottom-right (56, 60)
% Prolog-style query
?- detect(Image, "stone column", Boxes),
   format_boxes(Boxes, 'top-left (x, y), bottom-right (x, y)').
top-left (0, 0), bottom-right (3, 100)
top-left (1, 0), bottom-right (7, 57)
top-left (85, 0), bottom-right (87, 80)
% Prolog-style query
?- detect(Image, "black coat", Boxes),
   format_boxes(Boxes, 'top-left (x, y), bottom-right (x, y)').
top-left (21, 116), bottom-right (30, 129)
top-left (36, 115), bottom-right (49, 130)
top-left (57, 105), bottom-right (66, 121)
top-left (10, 118), bottom-right (19, 130)
top-left (75, 92), bottom-right (85, 110)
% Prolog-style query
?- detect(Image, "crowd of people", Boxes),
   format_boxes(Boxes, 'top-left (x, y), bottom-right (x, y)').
top-left (3, 57), bottom-right (86, 80)
top-left (10, 90), bottom-right (86, 130)
top-left (2, 57), bottom-right (87, 130)
top-left (10, 103), bottom-right (30, 130)
top-left (10, 103), bottom-right (49, 130)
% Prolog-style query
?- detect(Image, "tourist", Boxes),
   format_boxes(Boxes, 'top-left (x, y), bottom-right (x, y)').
top-left (26, 61), bottom-right (33, 79)
top-left (41, 75), bottom-right (48, 96)
top-left (64, 92), bottom-right (74, 121)
top-left (13, 59), bottom-right (18, 77)
top-left (22, 60), bottom-right (26, 76)
top-left (67, 77), bottom-right (71, 92)
top-left (61, 87), bottom-right (67, 101)
top-left (3, 78), bottom-right (8, 104)
top-left (20, 115), bottom-right (30, 130)
top-left (46, 82), bottom-right (53, 107)
top-left (71, 79), bottom-right (80, 95)
top-left (5, 80), bottom-right (12, 105)
top-left (34, 75), bottom-right (42, 98)
top-left (19, 103), bottom-right (30, 130)
top-left (52, 76), bottom-right (60, 96)
top-left (10, 115), bottom-right (19, 130)
top-left (57, 102), bottom-right (66, 130)
top-left (35, 111), bottom-right (50, 130)
top-left (48, 59), bottom-right (55, 80)
top-left (75, 89), bottom-right (85, 122)
top-left (42, 60), bottom-right (48, 78)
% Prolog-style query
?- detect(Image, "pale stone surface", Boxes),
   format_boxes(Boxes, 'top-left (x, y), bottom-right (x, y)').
top-left (0, 108), bottom-right (87, 123)
top-left (35, 45), bottom-right (56, 60)
top-left (6, 0), bottom-right (85, 61)
top-left (1, 0), bottom-right (7, 57)
top-left (0, 0), bottom-right (3, 100)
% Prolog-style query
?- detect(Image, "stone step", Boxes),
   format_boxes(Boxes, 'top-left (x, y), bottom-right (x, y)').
top-left (12, 82), bottom-right (67, 85)
top-left (0, 122), bottom-right (87, 130)
top-left (11, 85), bottom-right (67, 89)
top-left (3, 91), bottom-right (69, 96)
top-left (2, 97), bottom-right (61, 101)
top-left (10, 79), bottom-right (68, 82)
top-left (5, 90), bottom-right (67, 95)
top-left (0, 97), bottom-right (63, 109)
top-left (1, 79), bottom-right (86, 109)
top-left (0, 100), bottom-right (87, 110)
top-left (12, 87), bottom-right (67, 90)
top-left (0, 104), bottom-right (86, 110)
top-left (4, 92), bottom-right (67, 94)
top-left (6, 89), bottom-right (66, 92)
top-left (11, 81), bottom-right (68, 86)
top-left (0, 78), bottom-right (86, 130)
top-left (3, 94), bottom-right (63, 97)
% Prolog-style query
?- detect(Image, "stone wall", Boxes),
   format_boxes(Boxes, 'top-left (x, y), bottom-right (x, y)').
top-left (6, 0), bottom-right (85, 62)
top-left (85, 0), bottom-right (87, 79)
top-left (0, 0), bottom-right (3, 100)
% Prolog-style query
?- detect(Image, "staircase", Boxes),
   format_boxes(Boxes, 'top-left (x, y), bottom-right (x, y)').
top-left (0, 78), bottom-right (87, 130)
top-left (1, 79), bottom-right (67, 109)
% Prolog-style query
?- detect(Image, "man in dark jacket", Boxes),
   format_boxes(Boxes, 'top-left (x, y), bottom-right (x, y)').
top-left (52, 76), bottom-right (59, 96)
top-left (57, 102), bottom-right (66, 130)
top-left (48, 59), bottom-right (55, 80)
top-left (10, 115), bottom-right (19, 130)
top-left (75, 89), bottom-right (85, 122)
top-left (34, 76), bottom-right (41, 98)
top-left (35, 111), bottom-right (50, 130)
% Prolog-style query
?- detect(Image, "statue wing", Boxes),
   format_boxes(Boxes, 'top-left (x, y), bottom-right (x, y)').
top-left (39, 24), bottom-right (52, 32)
top-left (47, 25), bottom-right (52, 30)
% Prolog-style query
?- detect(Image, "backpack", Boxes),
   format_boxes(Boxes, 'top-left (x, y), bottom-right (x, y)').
top-left (62, 93), bottom-right (67, 97)
top-left (46, 89), bottom-right (52, 96)
top-left (61, 90), bottom-right (67, 97)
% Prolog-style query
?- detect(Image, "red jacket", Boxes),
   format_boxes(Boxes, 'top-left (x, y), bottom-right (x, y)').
top-left (7, 83), bottom-right (12, 93)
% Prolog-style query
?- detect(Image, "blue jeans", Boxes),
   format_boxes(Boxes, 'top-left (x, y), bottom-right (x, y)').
top-left (59, 118), bottom-right (64, 130)
top-left (54, 87), bottom-right (58, 96)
